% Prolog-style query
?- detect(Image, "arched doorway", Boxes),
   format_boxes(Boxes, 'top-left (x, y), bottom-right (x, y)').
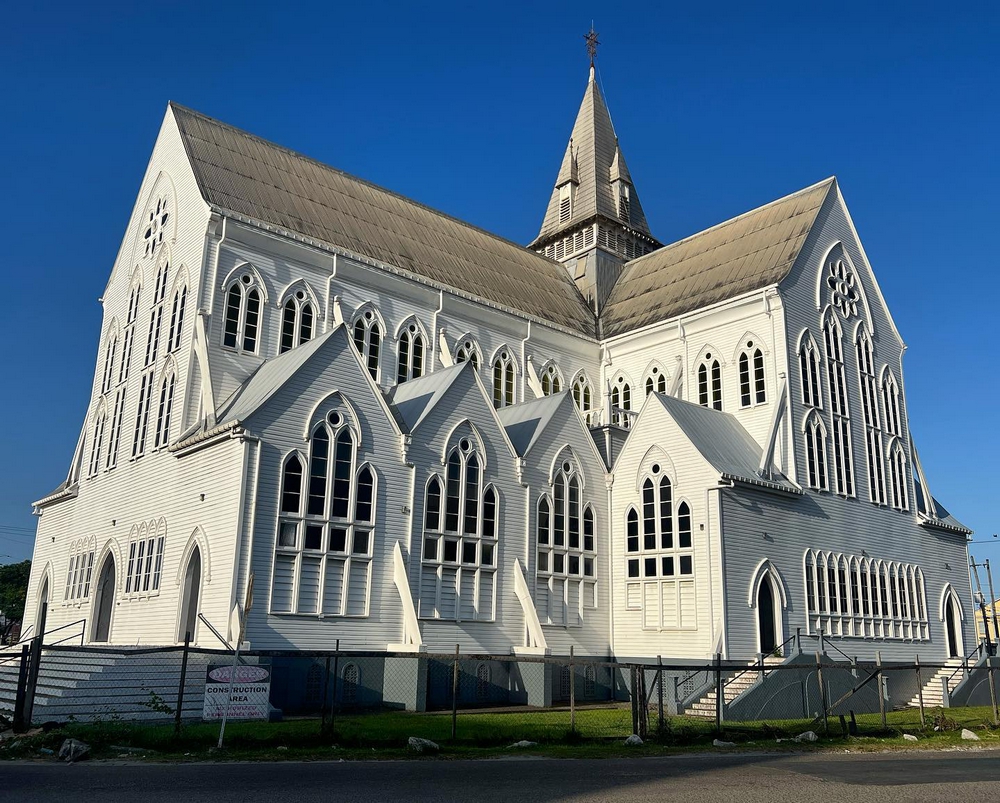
top-left (945, 595), bottom-right (962, 658)
top-left (35, 576), bottom-right (50, 638)
top-left (178, 546), bottom-right (202, 642)
top-left (91, 555), bottom-right (116, 643)
top-left (757, 575), bottom-right (778, 655)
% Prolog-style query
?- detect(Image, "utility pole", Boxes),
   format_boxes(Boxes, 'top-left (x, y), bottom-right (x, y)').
top-left (986, 559), bottom-right (1000, 656)
top-left (971, 557), bottom-right (993, 655)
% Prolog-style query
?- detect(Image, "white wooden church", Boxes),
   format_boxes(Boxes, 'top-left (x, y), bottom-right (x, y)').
top-left (21, 52), bottom-right (973, 685)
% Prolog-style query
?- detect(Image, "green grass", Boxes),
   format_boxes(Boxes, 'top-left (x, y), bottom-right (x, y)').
top-left (2, 704), bottom-right (999, 762)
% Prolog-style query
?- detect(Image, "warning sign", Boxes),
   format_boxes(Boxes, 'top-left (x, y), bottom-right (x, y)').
top-left (202, 664), bottom-right (271, 721)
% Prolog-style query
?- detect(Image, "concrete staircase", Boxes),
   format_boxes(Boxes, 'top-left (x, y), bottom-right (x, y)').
top-left (683, 656), bottom-right (785, 718)
top-left (909, 658), bottom-right (965, 709)
top-left (0, 646), bottom-right (210, 723)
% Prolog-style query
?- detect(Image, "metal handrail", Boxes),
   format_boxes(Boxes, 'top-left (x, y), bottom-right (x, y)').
top-left (0, 618), bottom-right (86, 651)
top-left (944, 643), bottom-right (984, 690)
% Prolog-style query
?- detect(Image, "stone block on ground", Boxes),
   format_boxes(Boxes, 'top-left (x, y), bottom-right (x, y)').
top-left (903, 734), bottom-right (918, 741)
top-left (58, 738), bottom-right (91, 762)
top-left (961, 729), bottom-right (980, 741)
top-left (408, 736), bottom-right (440, 753)
top-left (793, 731), bottom-right (818, 743)
top-left (712, 738), bottom-right (735, 747)
top-left (624, 734), bottom-right (643, 746)
top-left (508, 740), bottom-right (538, 749)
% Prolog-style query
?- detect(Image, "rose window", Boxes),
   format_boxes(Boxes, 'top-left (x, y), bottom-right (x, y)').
top-left (827, 259), bottom-right (859, 318)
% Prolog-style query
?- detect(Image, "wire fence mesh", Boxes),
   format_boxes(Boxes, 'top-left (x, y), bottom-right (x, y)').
top-left (2, 641), bottom-right (999, 747)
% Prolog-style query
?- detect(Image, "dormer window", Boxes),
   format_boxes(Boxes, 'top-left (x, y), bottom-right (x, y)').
top-left (617, 183), bottom-right (631, 223)
top-left (559, 184), bottom-right (573, 223)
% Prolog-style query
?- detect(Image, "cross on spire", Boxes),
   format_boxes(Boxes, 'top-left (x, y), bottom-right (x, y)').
top-left (584, 26), bottom-right (600, 67)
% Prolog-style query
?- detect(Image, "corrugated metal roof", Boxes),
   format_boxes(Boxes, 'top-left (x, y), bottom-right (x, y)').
top-left (655, 393), bottom-right (796, 492)
top-left (495, 392), bottom-right (569, 456)
top-left (532, 70), bottom-right (654, 246)
top-left (387, 362), bottom-right (469, 433)
top-left (602, 178), bottom-right (836, 338)
top-left (169, 103), bottom-right (597, 336)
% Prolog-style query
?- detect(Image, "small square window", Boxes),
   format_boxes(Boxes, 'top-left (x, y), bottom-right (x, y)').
top-left (584, 557), bottom-right (594, 577)
top-left (481, 543), bottom-right (494, 566)
top-left (352, 530), bottom-right (370, 555)
top-left (278, 522), bottom-right (298, 548)
top-left (569, 555), bottom-right (580, 575)
top-left (680, 555), bottom-right (693, 575)
top-left (538, 551), bottom-right (549, 572)
top-left (644, 558), bottom-right (656, 577)
top-left (329, 528), bottom-right (347, 552)
top-left (444, 539), bottom-right (459, 562)
top-left (462, 541), bottom-right (477, 565)
top-left (304, 524), bottom-right (323, 550)
top-left (628, 559), bottom-right (639, 578)
top-left (553, 553), bottom-right (565, 574)
top-left (423, 537), bottom-right (438, 561)
top-left (662, 556), bottom-right (674, 576)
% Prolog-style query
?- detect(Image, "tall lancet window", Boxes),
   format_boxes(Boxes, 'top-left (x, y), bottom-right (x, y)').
top-left (644, 367), bottom-right (666, 396)
top-left (697, 356), bottom-right (722, 410)
top-left (881, 369), bottom-right (902, 437)
top-left (88, 404), bottom-right (107, 478)
top-left (223, 271), bottom-right (262, 354)
top-left (272, 406), bottom-right (375, 617)
top-left (804, 412), bottom-right (829, 491)
top-left (540, 363), bottom-right (562, 396)
top-left (280, 289), bottom-right (314, 354)
top-left (153, 370), bottom-right (176, 449)
top-left (396, 321), bottom-right (425, 384)
top-left (492, 349), bottom-right (515, 408)
top-left (738, 342), bottom-right (766, 408)
top-left (120, 279), bottom-right (141, 384)
top-left (888, 440), bottom-right (908, 511)
top-left (799, 333), bottom-right (822, 408)
top-left (167, 284), bottom-right (187, 353)
top-left (419, 436), bottom-right (497, 622)
top-left (351, 308), bottom-right (381, 381)
top-left (856, 326), bottom-right (885, 504)
top-left (145, 260), bottom-right (169, 367)
top-left (610, 375), bottom-right (632, 428)
top-left (824, 315), bottom-right (854, 496)
top-left (617, 183), bottom-right (631, 223)
top-left (455, 337), bottom-right (481, 371)
top-left (535, 456), bottom-right (597, 626)
top-left (572, 373), bottom-right (593, 424)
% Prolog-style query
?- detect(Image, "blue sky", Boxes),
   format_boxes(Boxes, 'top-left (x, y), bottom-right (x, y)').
top-left (1, 2), bottom-right (997, 568)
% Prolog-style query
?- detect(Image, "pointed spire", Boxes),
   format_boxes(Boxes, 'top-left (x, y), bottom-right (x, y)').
top-left (530, 61), bottom-right (656, 248)
top-left (556, 138), bottom-right (578, 186)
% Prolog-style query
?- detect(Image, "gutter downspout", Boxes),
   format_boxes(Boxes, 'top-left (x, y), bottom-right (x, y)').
top-left (231, 432), bottom-right (260, 646)
top-left (708, 479), bottom-right (734, 659)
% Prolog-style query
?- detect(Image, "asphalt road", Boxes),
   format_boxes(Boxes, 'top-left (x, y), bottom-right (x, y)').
top-left (3, 750), bottom-right (1000, 802)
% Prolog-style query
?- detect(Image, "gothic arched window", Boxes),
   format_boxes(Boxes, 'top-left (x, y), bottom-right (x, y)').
top-left (280, 289), bottom-right (314, 354)
top-left (540, 363), bottom-right (562, 396)
top-left (888, 440), bottom-right (908, 511)
top-left (492, 349), bottom-right (515, 408)
top-left (153, 371), bottom-right (176, 449)
top-left (396, 322), bottom-right (425, 384)
top-left (88, 405), bottom-right (107, 478)
top-left (572, 373), bottom-right (593, 424)
top-left (644, 367), bottom-right (667, 396)
top-left (455, 337), bottom-right (481, 371)
top-left (610, 375), bottom-right (632, 428)
top-left (223, 272), bottom-right (262, 353)
top-left (697, 355), bottom-right (722, 410)
top-left (145, 260), bottom-right (170, 368)
top-left (881, 370), bottom-right (902, 437)
top-left (799, 333), bottom-right (822, 408)
top-left (132, 370), bottom-right (154, 459)
top-left (855, 325), bottom-right (885, 505)
top-left (120, 279), bottom-right (141, 384)
top-left (824, 315), bottom-right (854, 496)
top-left (419, 436), bottom-right (497, 621)
top-left (167, 285), bottom-right (188, 354)
top-left (738, 342), bottom-right (765, 408)
top-left (272, 406), bottom-right (374, 617)
top-left (804, 413), bottom-right (829, 491)
top-left (352, 308), bottom-right (382, 381)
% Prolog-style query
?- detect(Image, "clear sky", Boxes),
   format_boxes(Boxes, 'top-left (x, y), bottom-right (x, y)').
top-left (0, 2), bottom-right (997, 570)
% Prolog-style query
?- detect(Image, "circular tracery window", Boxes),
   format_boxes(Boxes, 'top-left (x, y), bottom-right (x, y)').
top-left (827, 259), bottom-right (860, 318)
top-left (143, 197), bottom-right (169, 258)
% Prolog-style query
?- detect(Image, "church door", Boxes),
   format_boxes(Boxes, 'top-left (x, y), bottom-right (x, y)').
top-left (757, 577), bottom-right (777, 655)
top-left (945, 597), bottom-right (961, 658)
top-left (35, 577), bottom-right (50, 638)
top-left (178, 547), bottom-right (202, 642)
top-left (91, 555), bottom-right (116, 643)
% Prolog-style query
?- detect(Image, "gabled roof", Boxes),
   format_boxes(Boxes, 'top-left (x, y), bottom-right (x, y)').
top-left (602, 178), bottom-right (836, 338)
top-left (914, 477), bottom-right (972, 535)
top-left (214, 328), bottom-right (340, 425)
top-left (495, 392), bottom-right (570, 457)
top-left (386, 362), bottom-right (470, 433)
top-left (531, 68), bottom-right (654, 246)
top-left (168, 103), bottom-right (596, 336)
top-left (653, 393), bottom-right (799, 493)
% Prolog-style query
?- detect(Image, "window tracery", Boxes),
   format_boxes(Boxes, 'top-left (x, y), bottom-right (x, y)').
top-left (737, 341), bottom-right (766, 408)
top-left (396, 321), bottom-right (425, 384)
top-left (223, 272), bottom-right (263, 353)
top-left (280, 289), bottom-right (315, 354)
top-left (492, 349), bottom-right (515, 408)
top-left (540, 363), bottom-right (562, 396)
top-left (697, 354), bottom-right (722, 410)
top-left (610, 375), bottom-right (632, 428)
top-left (351, 308), bottom-right (381, 381)
top-left (824, 315), bottom-right (854, 496)
top-left (572, 373), bottom-right (593, 424)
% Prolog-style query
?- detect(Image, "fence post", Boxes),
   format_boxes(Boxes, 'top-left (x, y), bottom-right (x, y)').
top-left (914, 655), bottom-right (925, 728)
top-left (714, 653), bottom-right (723, 735)
top-left (630, 666), bottom-right (639, 735)
top-left (569, 646), bottom-right (576, 734)
top-left (987, 657), bottom-right (999, 727)
top-left (320, 655), bottom-right (331, 735)
top-left (818, 627), bottom-right (824, 655)
top-left (330, 639), bottom-right (340, 738)
top-left (21, 602), bottom-right (47, 728)
top-left (876, 651), bottom-right (886, 729)
top-left (175, 631), bottom-right (191, 737)
top-left (795, 627), bottom-right (802, 656)
top-left (816, 652), bottom-right (828, 735)
top-left (657, 655), bottom-right (664, 730)
top-left (12, 644), bottom-right (30, 733)
top-left (451, 644), bottom-right (460, 740)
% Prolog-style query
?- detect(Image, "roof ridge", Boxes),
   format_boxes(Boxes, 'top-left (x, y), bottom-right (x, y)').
top-left (168, 101), bottom-right (576, 268)
top-left (621, 176), bottom-right (836, 270)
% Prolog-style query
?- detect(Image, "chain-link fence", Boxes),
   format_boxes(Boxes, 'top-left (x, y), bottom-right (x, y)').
top-left (3, 639), bottom-right (999, 747)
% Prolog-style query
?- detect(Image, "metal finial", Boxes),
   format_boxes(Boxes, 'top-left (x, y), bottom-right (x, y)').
top-left (584, 26), bottom-right (600, 67)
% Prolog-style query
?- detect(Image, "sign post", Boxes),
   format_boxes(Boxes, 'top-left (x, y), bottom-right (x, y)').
top-left (216, 574), bottom-right (254, 749)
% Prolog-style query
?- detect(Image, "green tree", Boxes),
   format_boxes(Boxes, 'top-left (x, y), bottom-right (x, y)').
top-left (0, 560), bottom-right (32, 633)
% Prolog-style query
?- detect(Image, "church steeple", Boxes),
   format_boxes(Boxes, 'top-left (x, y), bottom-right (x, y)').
top-left (530, 34), bottom-right (660, 311)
